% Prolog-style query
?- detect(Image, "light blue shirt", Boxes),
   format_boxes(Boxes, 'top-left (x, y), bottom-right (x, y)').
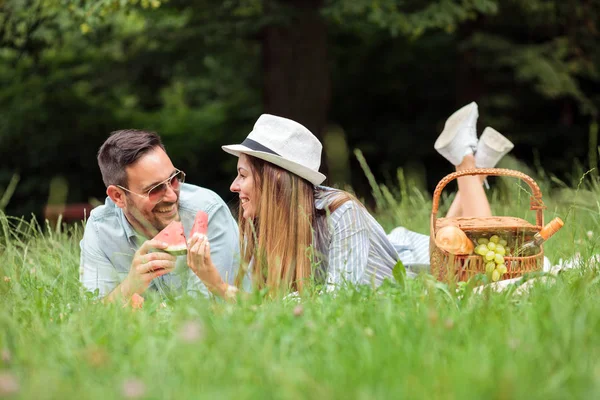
top-left (79, 183), bottom-right (240, 298)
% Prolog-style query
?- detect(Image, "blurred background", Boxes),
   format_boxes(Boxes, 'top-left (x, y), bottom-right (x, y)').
top-left (1, 0), bottom-right (599, 220)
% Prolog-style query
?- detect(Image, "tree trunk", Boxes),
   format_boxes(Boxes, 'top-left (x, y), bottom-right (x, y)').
top-left (262, 0), bottom-right (330, 144)
top-left (455, 20), bottom-right (483, 107)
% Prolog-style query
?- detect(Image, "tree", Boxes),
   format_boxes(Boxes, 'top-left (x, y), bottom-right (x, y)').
top-left (1, 0), bottom-right (600, 218)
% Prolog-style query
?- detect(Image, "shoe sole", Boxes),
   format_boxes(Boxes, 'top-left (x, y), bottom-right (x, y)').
top-left (434, 102), bottom-right (478, 149)
top-left (480, 127), bottom-right (514, 152)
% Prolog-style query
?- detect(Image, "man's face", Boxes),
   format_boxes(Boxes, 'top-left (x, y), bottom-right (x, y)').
top-left (122, 147), bottom-right (181, 234)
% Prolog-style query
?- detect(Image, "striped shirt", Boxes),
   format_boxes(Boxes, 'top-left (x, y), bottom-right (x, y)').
top-left (314, 186), bottom-right (430, 286)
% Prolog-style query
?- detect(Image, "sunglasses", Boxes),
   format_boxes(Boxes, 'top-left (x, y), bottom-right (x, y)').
top-left (117, 169), bottom-right (186, 204)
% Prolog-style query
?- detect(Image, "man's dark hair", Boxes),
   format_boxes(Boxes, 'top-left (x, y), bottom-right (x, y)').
top-left (97, 129), bottom-right (166, 187)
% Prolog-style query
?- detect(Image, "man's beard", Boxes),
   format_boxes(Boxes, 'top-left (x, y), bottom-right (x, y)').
top-left (124, 197), bottom-right (180, 237)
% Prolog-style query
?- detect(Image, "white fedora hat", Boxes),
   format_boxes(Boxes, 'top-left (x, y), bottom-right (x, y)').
top-left (222, 114), bottom-right (327, 185)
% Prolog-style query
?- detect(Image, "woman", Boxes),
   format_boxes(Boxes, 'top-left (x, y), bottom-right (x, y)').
top-left (186, 104), bottom-right (515, 298)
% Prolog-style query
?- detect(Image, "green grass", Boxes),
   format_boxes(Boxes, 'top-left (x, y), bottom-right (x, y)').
top-left (2, 164), bottom-right (600, 399)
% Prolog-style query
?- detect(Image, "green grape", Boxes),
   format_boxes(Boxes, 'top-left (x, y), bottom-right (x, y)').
top-left (487, 242), bottom-right (496, 251)
top-left (475, 244), bottom-right (488, 256)
top-left (485, 261), bottom-right (496, 275)
top-left (495, 245), bottom-right (506, 255)
top-left (485, 251), bottom-right (495, 261)
top-left (497, 264), bottom-right (508, 275)
top-left (477, 238), bottom-right (489, 245)
top-left (494, 254), bottom-right (505, 264)
top-left (499, 239), bottom-right (508, 247)
top-left (490, 235), bottom-right (500, 244)
top-left (492, 269), bottom-right (500, 282)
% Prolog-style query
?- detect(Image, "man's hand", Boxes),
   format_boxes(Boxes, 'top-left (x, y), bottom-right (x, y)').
top-left (124, 239), bottom-right (177, 295)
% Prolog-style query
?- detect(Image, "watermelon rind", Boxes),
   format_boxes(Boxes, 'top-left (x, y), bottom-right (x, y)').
top-left (164, 244), bottom-right (187, 256)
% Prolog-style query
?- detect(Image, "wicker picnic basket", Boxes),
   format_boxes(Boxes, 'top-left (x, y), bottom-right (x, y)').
top-left (430, 168), bottom-right (546, 282)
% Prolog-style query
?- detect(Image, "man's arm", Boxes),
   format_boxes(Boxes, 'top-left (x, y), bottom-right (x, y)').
top-left (103, 240), bottom-right (176, 303)
top-left (79, 219), bottom-right (123, 298)
top-left (80, 220), bottom-right (176, 302)
top-left (104, 277), bottom-right (136, 304)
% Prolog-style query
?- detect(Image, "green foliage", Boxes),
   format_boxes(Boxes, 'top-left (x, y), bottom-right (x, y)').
top-left (0, 0), bottom-right (262, 215)
top-left (1, 0), bottom-right (599, 218)
top-left (2, 177), bottom-right (600, 397)
top-left (324, 0), bottom-right (499, 37)
top-left (463, 33), bottom-right (597, 117)
top-left (391, 259), bottom-right (406, 285)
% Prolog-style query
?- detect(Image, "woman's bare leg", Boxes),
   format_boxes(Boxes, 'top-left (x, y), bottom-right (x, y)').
top-left (445, 193), bottom-right (462, 218)
top-left (446, 155), bottom-right (492, 217)
top-left (445, 175), bottom-right (487, 218)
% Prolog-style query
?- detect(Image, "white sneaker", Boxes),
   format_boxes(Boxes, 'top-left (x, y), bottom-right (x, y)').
top-left (475, 127), bottom-right (514, 168)
top-left (434, 102), bottom-right (479, 165)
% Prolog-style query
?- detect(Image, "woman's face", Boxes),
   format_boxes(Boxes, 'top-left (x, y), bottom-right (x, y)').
top-left (230, 154), bottom-right (257, 219)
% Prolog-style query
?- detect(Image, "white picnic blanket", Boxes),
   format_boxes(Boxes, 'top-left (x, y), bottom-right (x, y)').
top-left (473, 254), bottom-right (599, 294)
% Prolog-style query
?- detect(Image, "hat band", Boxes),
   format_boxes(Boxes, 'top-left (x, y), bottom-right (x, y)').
top-left (241, 138), bottom-right (280, 156)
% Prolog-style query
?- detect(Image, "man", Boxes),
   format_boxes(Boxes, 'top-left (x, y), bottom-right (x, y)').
top-left (79, 129), bottom-right (240, 302)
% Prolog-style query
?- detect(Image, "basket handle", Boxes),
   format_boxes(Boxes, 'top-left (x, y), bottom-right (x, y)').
top-left (431, 168), bottom-right (545, 231)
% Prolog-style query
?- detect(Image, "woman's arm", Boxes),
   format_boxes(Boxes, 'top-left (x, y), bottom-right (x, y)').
top-left (325, 201), bottom-right (370, 285)
top-left (187, 233), bottom-right (239, 300)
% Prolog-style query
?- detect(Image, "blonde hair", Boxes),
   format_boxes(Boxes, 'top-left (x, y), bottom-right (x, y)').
top-left (235, 156), bottom-right (359, 294)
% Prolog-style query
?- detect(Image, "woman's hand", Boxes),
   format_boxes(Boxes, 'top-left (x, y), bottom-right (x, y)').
top-left (187, 233), bottom-right (230, 297)
top-left (187, 233), bottom-right (215, 277)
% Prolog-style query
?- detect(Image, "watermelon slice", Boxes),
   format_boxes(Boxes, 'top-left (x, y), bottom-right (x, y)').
top-left (154, 220), bottom-right (187, 255)
top-left (190, 211), bottom-right (209, 238)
